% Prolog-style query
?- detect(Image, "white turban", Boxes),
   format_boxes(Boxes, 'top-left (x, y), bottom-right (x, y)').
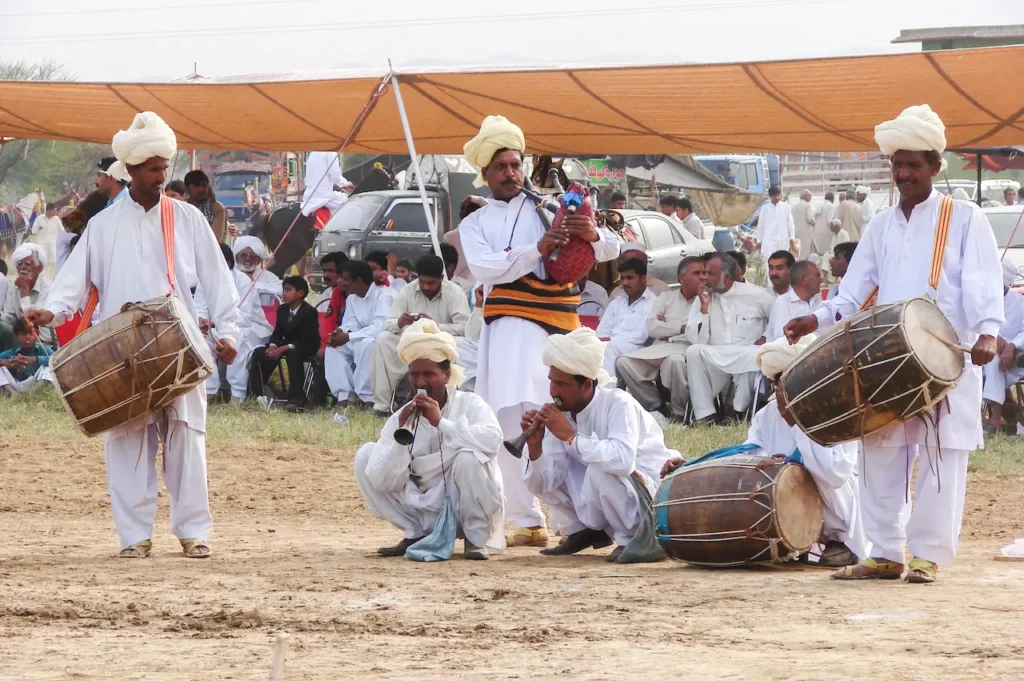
top-left (463, 115), bottom-right (526, 188)
top-left (542, 327), bottom-right (612, 386)
top-left (107, 111), bottom-right (178, 183)
top-left (874, 104), bottom-right (948, 173)
top-left (756, 334), bottom-right (817, 381)
top-left (396, 318), bottom-right (464, 388)
top-left (620, 242), bottom-right (646, 254)
top-left (232, 235), bottom-right (266, 259)
top-left (855, 185), bottom-right (871, 196)
top-left (12, 242), bottom-right (46, 268)
top-left (1002, 257), bottom-right (1020, 288)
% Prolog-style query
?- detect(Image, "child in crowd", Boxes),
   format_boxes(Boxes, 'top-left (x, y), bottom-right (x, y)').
top-left (0, 317), bottom-right (54, 396)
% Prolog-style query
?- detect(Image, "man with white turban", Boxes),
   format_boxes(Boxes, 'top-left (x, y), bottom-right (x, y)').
top-left (519, 327), bottom-right (675, 561)
top-left (981, 258), bottom-right (1024, 432)
top-left (855, 186), bottom-right (875, 225)
top-left (2, 243), bottom-right (54, 346)
top-left (459, 115), bottom-right (620, 548)
top-left (785, 104), bottom-right (1004, 584)
top-left (662, 334), bottom-right (869, 567)
top-left (29, 111), bottom-right (240, 560)
top-left (609, 242), bottom-right (671, 301)
top-left (354, 319), bottom-right (505, 560)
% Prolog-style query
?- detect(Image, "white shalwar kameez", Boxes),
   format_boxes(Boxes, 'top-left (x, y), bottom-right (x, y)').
top-left (596, 288), bottom-right (656, 375)
top-left (813, 199), bottom-right (836, 254)
top-left (523, 387), bottom-right (675, 546)
top-left (354, 390), bottom-right (506, 553)
top-left (301, 151), bottom-right (349, 217)
top-left (746, 400), bottom-right (868, 560)
top-left (765, 289), bottom-right (820, 343)
top-left (325, 283), bottom-right (393, 403)
top-left (455, 306), bottom-right (484, 392)
top-left (43, 195), bottom-right (240, 548)
top-left (209, 268), bottom-right (280, 399)
top-left (756, 201), bottom-right (796, 260)
top-left (812, 190), bottom-right (1004, 566)
top-left (982, 290), bottom-right (1024, 405)
top-left (460, 192), bottom-right (619, 528)
top-left (791, 200), bottom-right (817, 259)
top-left (685, 282), bottom-right (774, 419)
top-left (0, 364), bottom-right (52, 392)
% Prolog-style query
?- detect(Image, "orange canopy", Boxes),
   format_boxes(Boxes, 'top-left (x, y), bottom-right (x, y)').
top-left (1, 46), bottom-right (1022, 154)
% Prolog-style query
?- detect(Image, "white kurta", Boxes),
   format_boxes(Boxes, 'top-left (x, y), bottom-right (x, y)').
top-left (685, 282), bottom-right (774, 373)
top-left (745, 400), bottom-right (868, 560)
top-left (681, 213), bottom-right (705, 240)
top-left (301, 151), bottom-right (348, 216)
top-left (756, 201), bottom-right (796, 256)
top-left (2, 275), bottom-right (54, 346)
top-left (791, 200), bottom-right (817, 259)
top-left (765, 289), bottom-right (821, 343)
top-left (982, 290), bottom-right (1024, 404)
top-left (813, 189), bottom-right (1004, 451)
top-left (44, 195), bottom-right (240, 548)
top-left (860, 197), bottom-right (876, 225)
top-left (813, 200), bottom-right (836, 254)
top-left (456, 307), bottom-right (484, 391)
top-left (325, 283), bottom-right (393, 403)
top-left (224, 268), bottom-right (280, 398)
top-left (595, 287), bottom-right (657, 374)
top-left (610, 276), bottom-right (671, 302)
top-left (522, 386), bottom-right (676, 546)
top-left (354, 390), bottom-right (506, 552)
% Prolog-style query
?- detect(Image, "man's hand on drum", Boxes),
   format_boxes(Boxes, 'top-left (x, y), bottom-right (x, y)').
top-left (660, 457), bottom-right (685, 478)
top-left (971, 334), bottom-right (997, 367)
top-left (783, 314), bottom-right (819, 345)
top-left (23, 309), bottom-right (54, 328)
top-left (215, 338), bottom-right (237, 365)
top-left (562, 214), bottom-right (599, 243)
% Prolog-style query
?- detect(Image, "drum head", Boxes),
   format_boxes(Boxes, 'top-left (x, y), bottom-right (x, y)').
top-left (774, 464), bottom-right (823, 554)
top-left (167, 296), bottom-right (215, 371)
top-left (903, 299), bottom-right (963, 382)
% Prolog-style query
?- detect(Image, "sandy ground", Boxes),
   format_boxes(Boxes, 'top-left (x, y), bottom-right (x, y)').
top-left (2, 434), bottom-right (1023, 681)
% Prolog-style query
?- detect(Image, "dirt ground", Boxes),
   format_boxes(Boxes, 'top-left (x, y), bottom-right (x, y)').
top-left (2, 434), bottom-right (1023, 681)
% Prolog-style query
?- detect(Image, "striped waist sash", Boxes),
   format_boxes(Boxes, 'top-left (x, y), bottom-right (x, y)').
top-left (483, 274), bottom-right (580, 335)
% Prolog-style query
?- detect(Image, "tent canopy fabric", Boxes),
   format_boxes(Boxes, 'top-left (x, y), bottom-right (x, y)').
top-left (1, 46), bottom-right (1023, 154)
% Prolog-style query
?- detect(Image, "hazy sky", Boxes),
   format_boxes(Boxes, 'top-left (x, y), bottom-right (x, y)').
top-left (1, 0), bottom-right (1022, 82)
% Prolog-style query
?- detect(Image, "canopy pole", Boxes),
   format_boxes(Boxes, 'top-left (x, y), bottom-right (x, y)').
top-left (976, 153), bottom-right (983, 207)
top-left (390, 74), bottom-right (445, 268)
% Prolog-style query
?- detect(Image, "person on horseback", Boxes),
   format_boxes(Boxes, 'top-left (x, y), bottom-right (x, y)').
top-left (301, 151), bottom-right (353, 231)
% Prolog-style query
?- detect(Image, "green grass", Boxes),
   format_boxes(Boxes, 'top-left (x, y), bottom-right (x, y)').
top-left (2, 387), bottom-right (1022, 475)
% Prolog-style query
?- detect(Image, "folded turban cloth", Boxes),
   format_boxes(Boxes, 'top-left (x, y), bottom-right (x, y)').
top-left (1003, 257), bottom-right (1020, 288)
top-left (542, 327), bottom-right (612, 386)
top-left (463, 115), bottom-right (526, 188)
top-left (756, 334), bottom-right (817, 381)
top-left (874, 104), bottom-right (948, 173)
top-left (12, 242), bottom-right (46, 268)
top-left (397, 318), bottom-right (465, 388)
top-left (855, 185), bottom-right (871, 196)
top-left (620, 242), bottom-right (646, 254)
top-left (232, 235), bottom-right (266, 259)
top-left (108, 112), bottom-right (178, 183)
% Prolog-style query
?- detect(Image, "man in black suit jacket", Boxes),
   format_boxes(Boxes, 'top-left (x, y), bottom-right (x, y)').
top-left (248, 275), bottom-right (321, 408)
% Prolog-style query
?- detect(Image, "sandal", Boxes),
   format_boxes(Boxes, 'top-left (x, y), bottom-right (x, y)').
top-left (831, 557), bottom-right (904, 580)
top-left (905, 557), bottom-right (938, 584)
top-left (180, 538), bottom-right (212, 559)
top-left (506, 528), bottom-right (549, 548)
top-left (118, 539), bottom-right (152, 559)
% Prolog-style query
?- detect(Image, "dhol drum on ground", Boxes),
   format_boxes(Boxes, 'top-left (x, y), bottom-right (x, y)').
top-left (50, 295), bottom-right (215, 437)
top-left (655, 451), bottom-right (823, 567)
top-left (781, 298), bottom-right (963, 446)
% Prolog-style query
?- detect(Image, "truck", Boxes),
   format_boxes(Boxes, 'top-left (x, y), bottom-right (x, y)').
top-left (693, 155), bottom-right (772, 195)
top-left (194, 151), bottom-right (300, 229)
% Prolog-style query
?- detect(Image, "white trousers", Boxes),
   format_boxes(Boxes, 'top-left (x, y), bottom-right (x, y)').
top-left (603, 338), bottom-right (644, 376)
top-left (818, 474), bottom-right (869, 560)
top-left (615, 354), bottom-right (690, 417)
top-left (686, 345), bottom-right (754, 419)
top-left (0, 365), bottom-right (51, 392)
top-left (982, 356), bottom-right (1024, 405)
top-left (370, 333), bottom-right (406, 412)
top-left (497, 406), bottom-right (546, 529)
top-left (103, 421), bottom-right (213, 549)
top-left (455, 337), bottom-right (479, 392)
top-left (354, 445), bottom-right (500, 547)
top-left (861, 446), bottom-right (968, 567)
top-left (325, 338), bottom-right (375, 403)
top-left (531, 456), bottom-right (652, 547)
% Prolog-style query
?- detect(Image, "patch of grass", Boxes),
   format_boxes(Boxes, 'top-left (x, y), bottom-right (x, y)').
top-left (969, 434), bottom-right (1024, 476)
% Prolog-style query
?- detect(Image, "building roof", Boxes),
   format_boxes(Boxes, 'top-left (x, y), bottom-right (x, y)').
top-left (892, 24), bottom-right (1024, 44)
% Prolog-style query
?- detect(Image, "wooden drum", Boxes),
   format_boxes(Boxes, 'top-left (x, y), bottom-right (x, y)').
top-left (781, 298), bottom-right (963, 446)
top-left (655, 454), bottom-right (823, 567)
top-left (50, 296), bottom-right (215, 437)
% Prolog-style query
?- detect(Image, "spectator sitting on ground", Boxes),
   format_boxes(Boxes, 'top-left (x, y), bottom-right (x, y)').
top-left (0, 317), bottom-right (53, 396)
top-left (248, 275), bottom-right (321, 411)
top-left (609, 243), bottom-right (671, 301)
top-left (981, 259), bottom-right (1024, 433)
top-left (767, 249), bottom-right (795, 297)
top-left (596, 259), bottom-right (657, 375)
top-left (370, 254), bottom-right (471, 415)
top-left (2, 244), bottom-right (54, 347)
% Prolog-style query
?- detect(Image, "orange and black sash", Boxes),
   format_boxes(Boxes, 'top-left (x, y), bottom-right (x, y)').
top-left (483, 274), bottom-right (580, 335)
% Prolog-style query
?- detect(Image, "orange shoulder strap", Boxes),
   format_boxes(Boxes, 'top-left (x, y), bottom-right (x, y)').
top-left (857, 194), bottom-right (954, 312)
top-left (74, 195), bottom-right (176, 337)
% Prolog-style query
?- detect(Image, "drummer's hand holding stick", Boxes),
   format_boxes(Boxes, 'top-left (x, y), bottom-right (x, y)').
top-left (970, 335), bottom-right (997, 367)
top-left (212, 334), bottom-right (237, 365)
top-left (783, 314), bottom-right (819, 345)
top-left (24, 310), bottom-right (54, 327)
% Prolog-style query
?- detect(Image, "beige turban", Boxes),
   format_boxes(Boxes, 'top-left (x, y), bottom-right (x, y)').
top-left (108, 112), bottom-right (178, 183)
top-left (397, 318), bottom-right (465, 388)
top-left (542, 327), bottom-right (612, 386)
top-left (1002, 257), bottom-right (1020, 288)
top-left (874, 104), bottom-right (948, 172)
top-left (12, 242), bottom-right (46, 268)
top-left (463, 115), bottom-right (526, 188)
top-left (756, 334), bottom-right (817, 381)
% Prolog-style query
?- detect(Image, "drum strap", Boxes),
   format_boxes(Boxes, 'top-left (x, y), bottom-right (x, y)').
top-left (857, 194), bottom-right (954, 312)
top-left (75, 195), bottom-right (176, 336)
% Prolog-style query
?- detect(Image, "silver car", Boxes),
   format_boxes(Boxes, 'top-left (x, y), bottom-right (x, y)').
top-left (983, 204), bottom-right (1024, 287)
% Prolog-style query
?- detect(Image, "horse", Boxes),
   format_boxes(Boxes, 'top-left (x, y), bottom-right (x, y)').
top-left (530, 156), bottom-right (570, 192)
top-left (249, 165), bottom-right (397, 277)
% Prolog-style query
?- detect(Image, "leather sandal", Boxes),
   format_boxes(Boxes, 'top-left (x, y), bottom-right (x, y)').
top-left (905, 557), bottom-right (938, 584)
top-left (118, 539), bottom-right (152, 559)
top-left (180, 538), bottom-right (212, 559)
top-left (831, 557), bottom-right (904, 580)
